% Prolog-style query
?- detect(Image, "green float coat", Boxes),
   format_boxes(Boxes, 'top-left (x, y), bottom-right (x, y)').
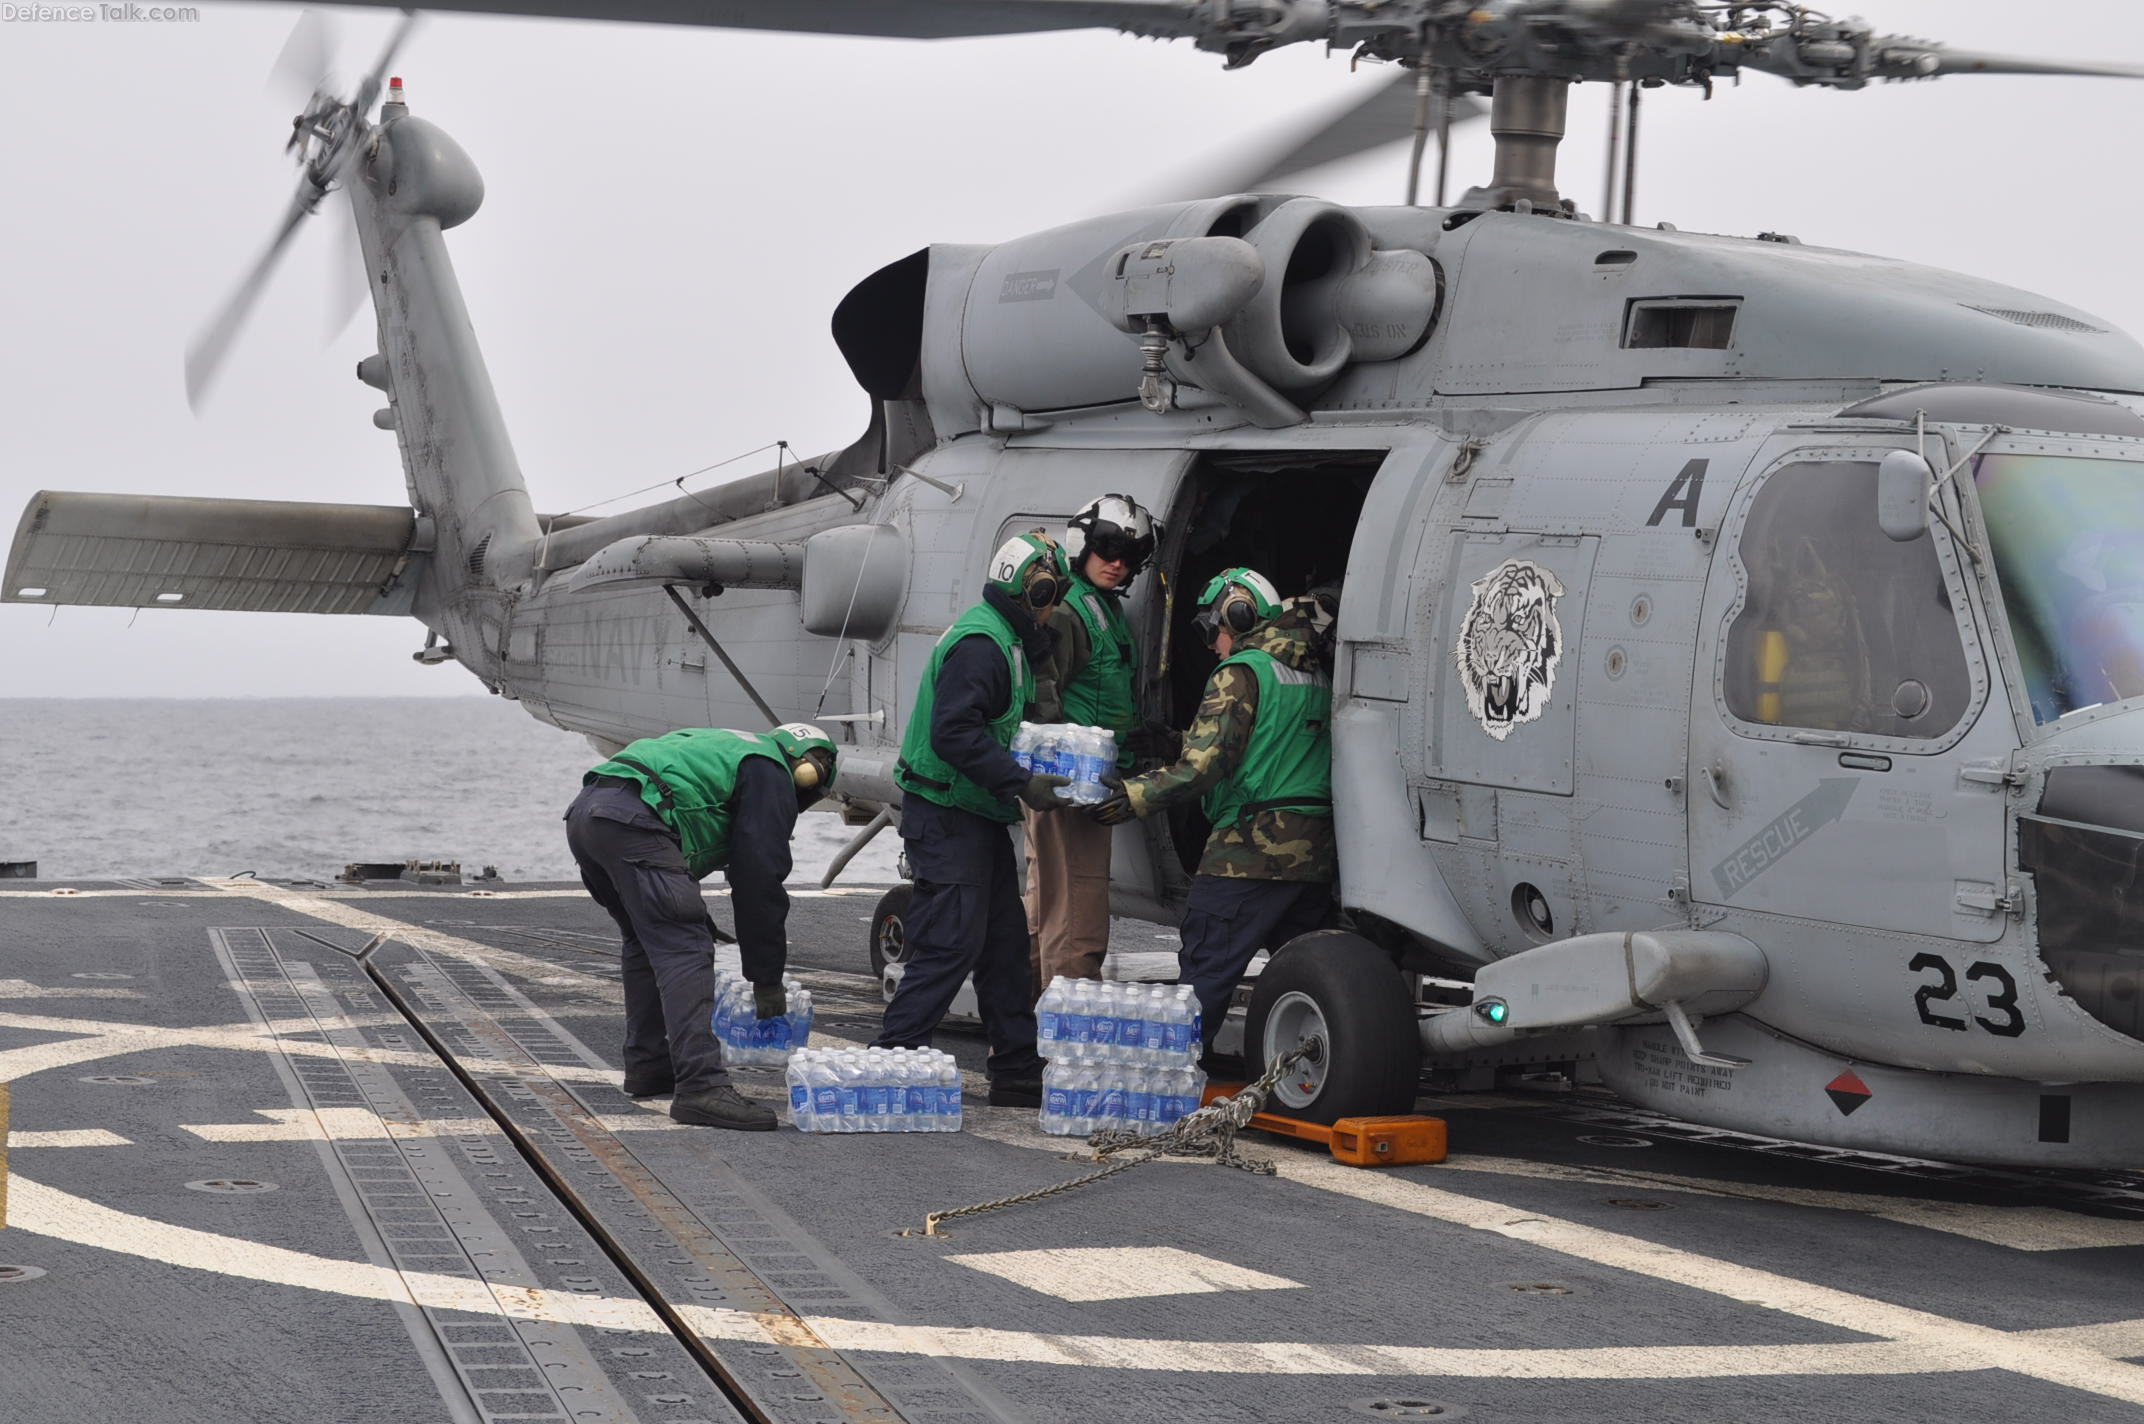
top-left (1201, 646), bottom-right (1334, 831)
top-left (896, 601), bottom-right (1034, 824)
top-left (1059, 572), bottom-right (1138, 768)
top-left (587, 728), bottom-right (788, 878)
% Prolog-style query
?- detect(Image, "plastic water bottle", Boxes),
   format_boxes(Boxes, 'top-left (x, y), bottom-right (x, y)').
top-left (1063, 979), bottom-right (1097, 1052)
top-left (1010, 721), bottom-right (1038, 773)
top-left (1072, 1062), bottom-right (1103, 1135)
top-left (863, 1051), bottom-right (894, 1131)
top-left (1029, 723), bottom-right (1063, 782)
top-left (1123, 1065), bottom-right (1152, 1135)
top-left (934, 1053), bottom-right (962, 1132)
top-left (1036, 976), bottom-right (1069, 1053)
top-left (785, 1057), bottom-right (814, 1132)
top-left (1069, 725), bottom-right (1109, 804)
top-left (1114, 983), bottom-right (1146, 1062)
top-left (1041, 1060), bottom-right (1076, 1135)
top-left (1166, 985), bottom-right (1198, 1061)
top-left (807, 1053), bottom-right (842, 1132)
top-left (1137, 985), bottom-right (1168, 1066)
top-left (1089, 982), bottom-right (1122, 1061)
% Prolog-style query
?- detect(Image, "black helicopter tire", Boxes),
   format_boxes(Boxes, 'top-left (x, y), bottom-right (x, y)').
top-left (1244, 930), bottom-right (1420, 1126)
top-left (867, 883), bottom-right (915, 1001)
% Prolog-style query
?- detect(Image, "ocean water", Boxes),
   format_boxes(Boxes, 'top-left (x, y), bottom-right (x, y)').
top-left (0, 698), bottom-right (901, 885)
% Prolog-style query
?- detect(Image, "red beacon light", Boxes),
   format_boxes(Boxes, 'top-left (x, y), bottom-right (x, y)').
top-left (386, 77), bottom-right (406, 106)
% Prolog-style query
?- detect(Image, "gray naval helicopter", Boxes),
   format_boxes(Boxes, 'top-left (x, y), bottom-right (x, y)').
top-left (13, 0), bottom-right (2144, 1170)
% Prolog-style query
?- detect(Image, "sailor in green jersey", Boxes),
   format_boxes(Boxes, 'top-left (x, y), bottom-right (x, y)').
top-left (1091, 569), bottom-right (1337, 1064)
top-left (876, 533), bottom-right (1074, 1107)
top-left (566, 722), bottom-right (838, 1131)
top-left (1026, 494), bottom-right (1160, 997)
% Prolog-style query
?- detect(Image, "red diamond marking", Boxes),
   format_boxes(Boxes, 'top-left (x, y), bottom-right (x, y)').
top-left (1825, 1070), bottom-right (1872, 1117)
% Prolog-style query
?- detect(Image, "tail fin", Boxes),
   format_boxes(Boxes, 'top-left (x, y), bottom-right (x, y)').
top-left (349, 99), bottom-right (540, 592)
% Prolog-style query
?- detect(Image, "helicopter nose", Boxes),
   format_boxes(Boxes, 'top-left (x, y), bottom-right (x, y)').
top-left (2020, 762), bottom-right (2144, 1043)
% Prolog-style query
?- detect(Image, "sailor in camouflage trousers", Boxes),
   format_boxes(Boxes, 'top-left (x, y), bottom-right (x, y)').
top-left (1092, 569), bottom-right (1336, 1061)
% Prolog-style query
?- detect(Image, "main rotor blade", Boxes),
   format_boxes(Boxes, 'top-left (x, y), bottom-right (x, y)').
top-left (224, 0), bottom-right (1205, 40)
top-left (1141, 69), bottom-right (1484, 203)
top-left (184, 186), bottom-right (319, 412)
top-left (1917, 48), bottom-right (2144, 81)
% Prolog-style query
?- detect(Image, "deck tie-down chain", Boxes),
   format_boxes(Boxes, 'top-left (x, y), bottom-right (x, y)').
top-left (922, 1044), bottom-right (1312, 1236)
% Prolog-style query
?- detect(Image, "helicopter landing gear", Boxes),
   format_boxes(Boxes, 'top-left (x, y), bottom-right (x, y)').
top-left (868, 882), bottom-right (914, 1003)
top-left (1246, 930), bottom-right (1420, 1125)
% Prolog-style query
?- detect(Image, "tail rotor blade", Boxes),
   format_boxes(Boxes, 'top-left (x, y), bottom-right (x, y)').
top-left (184, 187), bottom-right (319, 412)
top-left (268, 9), bottom-right (336, 104)
top-left (350, 12), bottom-right (420, 122)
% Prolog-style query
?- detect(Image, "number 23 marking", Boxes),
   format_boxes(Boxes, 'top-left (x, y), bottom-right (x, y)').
top-left (1908, 953), bottom-right (2025, 1037)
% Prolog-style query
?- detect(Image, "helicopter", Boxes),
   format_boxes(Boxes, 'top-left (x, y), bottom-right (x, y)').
top-left (12, 0), bottom-right (2144, 1170)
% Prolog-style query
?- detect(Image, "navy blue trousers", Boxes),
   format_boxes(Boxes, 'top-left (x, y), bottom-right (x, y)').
top-left (564, 783), bottom-right (727, 1092)
top-left (1178, 875), bottom-right (1335, 1052)
top-left (874, 793), bottom-right (1045, 1080)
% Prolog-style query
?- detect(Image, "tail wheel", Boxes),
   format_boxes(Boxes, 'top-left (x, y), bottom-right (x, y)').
top-left (868, 883), bottom-right (915, 1003)
top-left (1245, 930), bottom-right (1420, 1125)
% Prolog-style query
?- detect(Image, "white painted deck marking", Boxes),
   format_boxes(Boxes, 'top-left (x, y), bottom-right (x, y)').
top-left (180, 1106), bottom-right (687, 1142)
top-left (945, 1246), bottom-right (1301, 1302)
top-left (0, 979), bottom-right (142, 1000)
top-left (1442, 1153), bottom-right (2144, 1252)
top-left (18, 885), bottom-right (2144, 1396)
top-left (9, 1129), bottom-right (131, 1148)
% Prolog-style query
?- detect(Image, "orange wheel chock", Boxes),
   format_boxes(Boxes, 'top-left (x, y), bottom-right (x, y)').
top-left (1200, 1082), bottom-right (1447, 1167)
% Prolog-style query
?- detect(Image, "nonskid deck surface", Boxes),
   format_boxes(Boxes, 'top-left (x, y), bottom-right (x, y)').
top-left (5, 880), bottom-right (2144, 1423)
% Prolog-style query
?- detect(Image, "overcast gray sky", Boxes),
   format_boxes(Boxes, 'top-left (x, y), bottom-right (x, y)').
top-left (6, 0), bottom-right (2144, 698)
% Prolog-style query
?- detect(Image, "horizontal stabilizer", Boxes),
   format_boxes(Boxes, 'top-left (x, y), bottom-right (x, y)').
top-left (5, 491), bottom-right (424, 615)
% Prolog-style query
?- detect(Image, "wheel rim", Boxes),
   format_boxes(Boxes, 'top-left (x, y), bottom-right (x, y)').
top-left (1263, 990), bottom-right (1330, 1112)
top-left (876, 906), bottom-right (909, 1003)
top-left (877, 910), bottom-right (908, 966)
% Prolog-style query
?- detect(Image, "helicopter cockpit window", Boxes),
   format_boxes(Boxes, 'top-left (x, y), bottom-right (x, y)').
top-left (1723, 459), bottom-right (1972, 739)
top-left (1975, 451), bottom-right (2144, 723)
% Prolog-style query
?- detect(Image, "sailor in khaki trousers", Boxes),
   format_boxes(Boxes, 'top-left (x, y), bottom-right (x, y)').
top-left (1026, 495), bottom-right (1161, 995)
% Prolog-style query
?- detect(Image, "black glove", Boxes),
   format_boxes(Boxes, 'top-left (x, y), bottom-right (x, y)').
top-left (1089, 775), bottom-right (1137, 826)
top-left (753, 980), bottom-right (787, 1020)
top-left (1125, 721), bottom-right (1183, 764)
top-left (1018, 772), bottom-right (1073, 811)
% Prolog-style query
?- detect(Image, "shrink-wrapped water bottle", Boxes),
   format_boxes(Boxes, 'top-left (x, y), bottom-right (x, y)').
top-left (935, 1054), bottom-right (963, 1132)
top-left (1010, 721), bottom-right (1039, 773)
top-left (1068, 725), bottom-right (1114, 804)
top-left (1030, 723), bottom-right (1067, 782)
top-left (1041, 1060), bottom-right (1077, 1136)
top-left (1036, 976), bottom-right (1069, 1051)
top-left (1089, 981), bottom-right (1122, 1059)
top-left (1063, 979), bottom-right (1097, 1051)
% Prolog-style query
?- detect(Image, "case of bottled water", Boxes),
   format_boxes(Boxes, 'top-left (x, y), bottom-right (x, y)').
top-left (709, 968), bottom-right (814, 1066)
top-left (1010, 722), bottom-right (1117, 803)
top-left (785, 1046), bottom-right (963, 1133)
top-left (1035, 977), bottom-right (1205, 1136)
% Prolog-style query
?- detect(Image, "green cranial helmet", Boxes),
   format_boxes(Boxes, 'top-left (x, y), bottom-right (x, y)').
top-left (767, 722), bottom-right (837, 794)
top-left (985, 530), bottom-right (1070, 611)
top-left (1194, 567), bottom-right (1283, 644)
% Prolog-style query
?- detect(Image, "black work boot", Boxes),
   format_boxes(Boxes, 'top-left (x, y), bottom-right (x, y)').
top-left (986, 1076), bottom-right (1043, 1108)
top-left (670, 1085), bottom-right (776, 1131)
top-left (622, 1072), bottom-right (675, 1099)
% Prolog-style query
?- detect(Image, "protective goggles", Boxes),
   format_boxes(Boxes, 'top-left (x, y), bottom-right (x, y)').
top-left (1085, 531), bottom-right (1147, 566)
